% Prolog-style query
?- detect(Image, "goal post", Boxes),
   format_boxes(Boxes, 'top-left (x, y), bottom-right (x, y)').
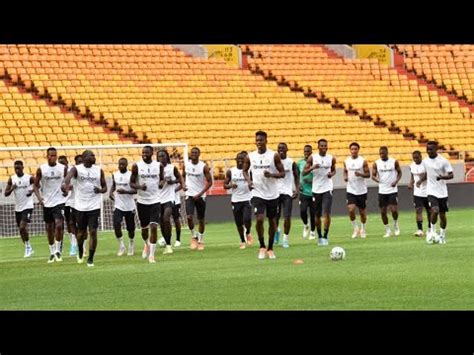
top-left (0, 143), bottom-right (188, 238)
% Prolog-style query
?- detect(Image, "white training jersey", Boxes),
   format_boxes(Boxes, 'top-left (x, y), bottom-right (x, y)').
top-left (136, 160), bottom-right (161, 205)
top-left (277, 157), bottom-right (295, 196)
top-left (311, 153), bottom-right (334, 194)
top-left (422, 155), bottom-right (453, 198)
top-left (40, 163), bottom-right (67, 208)
top-left (11, 174), bottom-right (34, 212)
top-left (345, 156), bottom-right (367, 195)
top-left (249, 149), bottom-right (279, 200)
top-left (185, 160), bottom-right (207, 198)
top-left (375, 158), bottom-right (398, 194)
top-left (409, 162), bottom-right (427, 198)
top-left (74, 164), bottom-right (102, 212)
top-left (113, 170), bottom-right (135, 212)
top-left (230, 167), bottom-right (252, 203)
top-left (158, 164), bottom-right (176, 204)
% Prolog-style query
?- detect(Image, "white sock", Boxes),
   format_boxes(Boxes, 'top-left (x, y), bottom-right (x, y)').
top-left (351, 220), bottom-right (358, 229)
top-left (49, 244), bottom-right (55, 255)
top-left (361, 223), bottom-right (366, 232)
top-left (431, 224), bottom-right (437, 234)
top-left (190, 229), bottom-right (195, 238)
top-left (384, 224), bottom-right (391, 233)
top-left (440, 228), bottom-right (446, 237)
top-left (304, 224), bottom-right (308, 229)
top-left (55, 240), bottom-right (61, 254)
top-left (394, 220), bottom-right (399, 229)
top-left (129, 239), bottom-right (134, 247)
top-left (149, 243), bottom-right (156, 257)
top-left (25, 240), bottom-right (31, 248)
top-left (118, 237), bottom-right (125, 247)
top-left (283, 234), bottom-right (289, 242)
top-left (70, 233), bottom-right (77, 247)
top-left (198, 233), bottom-right (204, 242)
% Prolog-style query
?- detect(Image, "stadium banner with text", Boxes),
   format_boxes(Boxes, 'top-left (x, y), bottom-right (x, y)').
top-left (204, 45), bottom-right (241, 67)
top-left (353, 45), bottom-right (393, 66)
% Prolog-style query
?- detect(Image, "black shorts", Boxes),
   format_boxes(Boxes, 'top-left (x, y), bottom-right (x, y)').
top-left (299, 194), bottom-right (316, 215)
top-left (76, 209), bottom-right (100, 231)
top-left (160, 201), bottom-right (174, 217)
top-left (43, 204), bottom-right (65, 223)
top-left (232, 200), bottom-right (252, 225)
top-left (137, 202), bottom-right (161, 228)
top-left (414, 196), bottom-right (430, 210)
top-left (251, 197), bottom-right (278, 219)
top-left (346, 193), bottom-right (367, 209)
top-left (185, 196), bottom-right (206, 220)
top-left (15, 209), bottom-right (33, 227)
top-left (312, 191), bottom-right (333, 216)
top-left (428, 195), bottom-right (449, 213)
top-left (378, 193), bottom-right (398, 208)
top-left (113, 209), bottom-right (136, 231)
top-left (277, 194), bottom-right (293, 219)
top-left (64, 206), bottom-right (78, 226)
top-left (172, 203), bottom-right (181, 219)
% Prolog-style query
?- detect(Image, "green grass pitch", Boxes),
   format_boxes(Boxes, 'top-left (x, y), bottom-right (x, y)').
top-left (0, 208), bottom-right (472, 310)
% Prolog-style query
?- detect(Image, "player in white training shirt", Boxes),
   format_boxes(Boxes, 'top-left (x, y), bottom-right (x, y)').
top-left (34, 147), bottom-right (68, 263)
top-left (172, 169), bottom-right (184, 248)
top-left (419, 141), bottom-right (454, 244)
top-left (343, 142), bottom-right (370, 239)
top-left (243, 131), bottom-right (285, 260)
top-left (408, 150), bottom-right (431, 237)
top-left (372, 146), bottom-right (402, 238)
top-left (109, 158), bottom-right (137, 256)
top-left (275, 143), bottom-right (299, 248)
top-left (63, 150), bottom-right (107, 267)
top-left (224, 151), bottom-right (253, 249)
top-left (183, 147), bottom-right (213, 250)
top-left (157, 149), bottom-right (185, 255)
top-left (303, 138), bottom-right (336, 246)
top-left (130, 146), bottom-right (164, 263)
top-left (4, 160), bottom-right (35, 258)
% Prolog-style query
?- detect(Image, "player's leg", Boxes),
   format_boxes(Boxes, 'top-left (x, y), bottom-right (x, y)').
top-left (44, 207), bottom-right (56, 263)
top-left (348, 202), bottom-right (358, 238)
top-left (18, 210), bottom-right (33, 257)
top-left (147, 203), bottom-right (161, 263)
top-left (161, 203), bottom-right (173, 254)
top-left (75, 210), bottom-right (87, 263)
top-left (113, 209), bottom-right (126, 256)
top-left (438, 198), bottom-right (449, 243)
top-left (389, 194), bottom-right (400, 236)
top-left (124, 211), bottom-right (136, 255)
top-left (85, 210), bottom-right (100, 266)
top-left (414, 198), bottom-right (424, 236)
top-left (186, 198), bottom-right (198, 249)
top-left (64, 206), bottom-right (76, 256)
top-left (423, 198), bottom-right (431, 233)
top-left (313, 194), bottom-right (323, 242)
top-left (379, 194), bottom-right (392, 237)
top-left (321, 191), bottom-right (333, 245)
top-left (299, 195), bottom-right (310, 238)
top-left (308, 196), bottom-right (316, 239)
top-left (196, 198), bottom-right (206, 250)
top-left (137, 203), bottom-right (151, 258)
top-left (274, 195), bottom-right (283, 244)
top-left (358, 194), bottom-right (368, 238)
top-left (266, 198), bottom-right (279, 259)
top-left (52, 205), bottom-right (65, 259)
top-left (282, 195), bottom-right (292, 248)
top-left (252, 198), bottom-right (267, 259)
top-left (232, 202), bottom-right (246, 247)
top-left (172, 203), bottom-right (182, 247)
top-left (243, 201), bottom-right (253, 245)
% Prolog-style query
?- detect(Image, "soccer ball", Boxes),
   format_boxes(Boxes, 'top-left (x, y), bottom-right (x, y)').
top-left (330, 246), bottom-right (345, 261)
top-left (426, 232), bottom-right (440, 245)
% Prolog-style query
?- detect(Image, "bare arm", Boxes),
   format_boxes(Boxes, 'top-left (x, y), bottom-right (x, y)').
top-left (109, 174), bottom-right (116, 200)
top-left (193, 164), bottom-right (213, 200)
top-left (4, 177), bottom-right (14, 197)
top-left (182, 165), bottom-right (188, 192)
top-left (223, 169), bottom-right (236, 190)
top-left (408, 172), bottom-right (414, 190)
top-left (437, 171), bottom-right (454, 181)
top-left (173, 166), bottom-right (185, 193)
top-left (391, 160), bottom-right (402, 187)
top-left (371, 162), bottom-right (379, 183)
top-left (356, 160), bottom-right (370, 178)
top-left (328, 157), bottom-right (336, 178)
top-left (292, 162), bottom-right (300, 198)
top-left (94, 169), bottom-right (107, 194)
top-left (302, 155), bottom-right (315, 175)
top-left (268, 153), bottom-right (285, 179)
top-left (343, 162), bottom-right (348, 183)
top-left (242, 155), bottom-right (253, 190)
top-left (158, 163), bottom-right (165, 189)
top-left (62, 166), bottom-right (78, 194)
top-left (33, 167), bottom-right (44, 205)
top-left (130, 163), bottom-right (146, 191)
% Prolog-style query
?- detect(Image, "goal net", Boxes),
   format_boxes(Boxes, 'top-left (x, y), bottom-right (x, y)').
top-left (0, 143), bottom-right (188, 238)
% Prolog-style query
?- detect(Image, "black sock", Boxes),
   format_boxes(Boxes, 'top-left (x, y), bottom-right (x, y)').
top-left (323, 229), bottom-right (329, 239)
top-left (317, 228), bottom-right (322, 238)
top-left (176, 229), bottom-right (181, 242)
top-left (259, 236), bottom-right (266, 249)
top-left (417, 221), bottom-right (423, 230)
top-left (88, 249), bottom-right (95, 262)
top-left (78, 243), bottom-right (83, 258)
